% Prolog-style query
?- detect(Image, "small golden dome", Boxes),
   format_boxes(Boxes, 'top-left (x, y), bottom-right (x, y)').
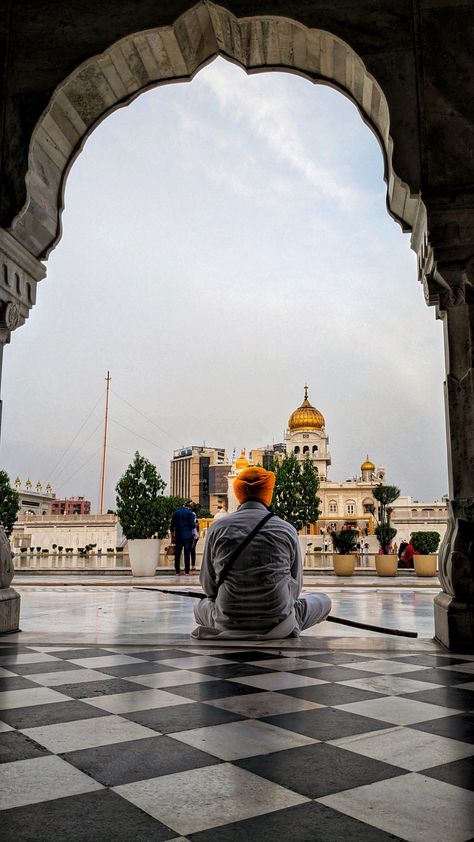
top-left (235, 450), bottom-right (249, 470)
top-left (361, 455), bottom-right (375, 472)
top-left (288, 386), bottom-right (325, 431)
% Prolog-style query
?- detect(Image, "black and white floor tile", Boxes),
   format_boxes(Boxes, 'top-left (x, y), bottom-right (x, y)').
top-left (0, 643), bottom-right (473, 841)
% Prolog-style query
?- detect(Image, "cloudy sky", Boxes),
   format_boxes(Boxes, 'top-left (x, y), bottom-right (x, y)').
top-left (1, 58), bottom-right (447, 510)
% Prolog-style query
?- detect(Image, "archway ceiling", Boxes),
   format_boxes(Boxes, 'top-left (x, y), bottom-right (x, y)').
top-left (7, 1), bottom-right (422, 259)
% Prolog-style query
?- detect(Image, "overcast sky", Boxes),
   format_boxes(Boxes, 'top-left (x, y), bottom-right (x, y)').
top-left (1, 57), bottom-right (447, 510)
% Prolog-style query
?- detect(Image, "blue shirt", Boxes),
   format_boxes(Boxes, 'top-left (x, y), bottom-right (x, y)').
top-left (171, 507), bottom-right (196, 540)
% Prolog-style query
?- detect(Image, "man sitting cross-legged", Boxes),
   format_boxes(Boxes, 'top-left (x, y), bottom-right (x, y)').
top-left (192, 466), bottom-right (331, 639)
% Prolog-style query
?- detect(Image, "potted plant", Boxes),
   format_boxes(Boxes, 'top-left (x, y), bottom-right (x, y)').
top-left (116, 451), bottom-right (166, 577)
top-left (330, 528), bottom-right (358, 575)
top-left (372, 485), bottom-right (400, 576)
top-left (411, 531), bottom-right (440, 577)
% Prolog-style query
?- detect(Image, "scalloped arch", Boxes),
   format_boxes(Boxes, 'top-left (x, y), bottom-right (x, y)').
top-left (9, 1), bottom-right (422, 259)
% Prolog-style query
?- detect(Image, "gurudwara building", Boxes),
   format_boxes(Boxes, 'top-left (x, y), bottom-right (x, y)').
top-left (225, 387), bottom-right (387, 535)
top-left (170, 386), bottom-right (443, 539)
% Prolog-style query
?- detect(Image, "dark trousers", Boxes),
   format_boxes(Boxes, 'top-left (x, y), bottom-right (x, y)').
top-left (175, 538), bottom-right (192, 573)
top-left (190, 540), bottom-right (197, 569)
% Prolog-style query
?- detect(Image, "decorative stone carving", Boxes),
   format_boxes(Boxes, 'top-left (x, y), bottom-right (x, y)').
top-left (8, 1), bottom-right (417, 260)
top-left (421, 236), bottom-right (474, 651)
top-left (0, 524), bottom-right (14, 589)
top-left (0, 228), bottom-right (46, 342)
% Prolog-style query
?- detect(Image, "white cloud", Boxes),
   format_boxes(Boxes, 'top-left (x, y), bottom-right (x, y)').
top-left (202, 61), bottom-right (362, 205)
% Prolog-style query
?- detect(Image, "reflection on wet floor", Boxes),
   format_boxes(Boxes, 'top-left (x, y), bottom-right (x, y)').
top-left (13, 585), bottom-right (436, 642)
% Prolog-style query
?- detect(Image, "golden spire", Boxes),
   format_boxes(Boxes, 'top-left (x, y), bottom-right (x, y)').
top-left (288, 386), bottom-right (325, 431)
top-left (235, 449), bottom-right (249, 470)
top-left (361, 454), bottom-right (375, 472)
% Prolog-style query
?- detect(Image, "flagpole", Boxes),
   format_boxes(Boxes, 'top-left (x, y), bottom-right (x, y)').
top-left (99, 371), bottom-right (111, 515)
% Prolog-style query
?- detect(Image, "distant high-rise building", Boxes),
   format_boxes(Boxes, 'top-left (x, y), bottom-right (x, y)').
top-left (170, 446), bottom-right (226, 511)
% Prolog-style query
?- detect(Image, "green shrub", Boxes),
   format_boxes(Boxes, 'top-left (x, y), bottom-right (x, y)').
top-left (411, 531), bottom-right (441, 554)
top-left (331, 529), bottom-right (358, 554)
top-left (0, 470), bottom-right (20, 536)
top-left (372, 485), bottom-right (400, 554)
top-left (116, 451), bottom-right (166, 539)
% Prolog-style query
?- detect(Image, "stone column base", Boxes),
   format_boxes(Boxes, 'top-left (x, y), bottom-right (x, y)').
top-left (0, 588), bottom-right (21, 634)
top-left (434, 592), bottom-right (474, 653)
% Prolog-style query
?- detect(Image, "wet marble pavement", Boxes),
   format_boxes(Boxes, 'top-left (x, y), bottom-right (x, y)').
top-left (8, 583), bottom-right (438, 645)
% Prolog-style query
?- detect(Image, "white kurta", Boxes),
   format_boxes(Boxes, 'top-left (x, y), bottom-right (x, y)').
top-left (194, 501), bottom-right (331, 638)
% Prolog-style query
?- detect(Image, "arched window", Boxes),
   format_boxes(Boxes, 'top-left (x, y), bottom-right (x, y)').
top-left (303, 445), bottom-right (310, 454)
top-left (329, 500), bottom-right (338, 513)
top-left (294, 446), bottom-right (300, 454)
top-left (312, 445), bottom-right (318, 454)
top-left (346, 501), bottom-right (355, 515)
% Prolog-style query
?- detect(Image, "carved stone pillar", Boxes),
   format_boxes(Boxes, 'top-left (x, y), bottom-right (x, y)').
top-left (0, 227), bottom-right (45, 633)
top-left (419, 205), bottom-right (474, 652)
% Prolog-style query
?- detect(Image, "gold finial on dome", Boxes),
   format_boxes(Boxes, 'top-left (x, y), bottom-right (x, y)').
top-left (46, 483), bottom-right (52, 493)
top-left (235, 449), bottom-right (249, 471)
top-left (288, 386), bottom-right (325, 431)
top-left (361, 454), bottom-right (375, 472)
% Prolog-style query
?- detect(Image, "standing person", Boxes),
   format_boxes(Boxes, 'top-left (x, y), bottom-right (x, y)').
top-left (401, 538), bottom-right (415, 569)
top-left (193, 466), bottom-right (331, 639)
top-left (190, 503), bottom-right (199, 573)
top-left (398, 538), bottom-right (408, 569)
top-left (171, 500), bottom-right (196, 575)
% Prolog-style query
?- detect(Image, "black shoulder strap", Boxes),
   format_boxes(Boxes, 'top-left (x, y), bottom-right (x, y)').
top-left (215, 511), bottom-right (274, 591)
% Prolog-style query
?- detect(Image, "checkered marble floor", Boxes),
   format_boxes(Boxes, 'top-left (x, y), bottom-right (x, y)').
top-left (1, 643), bottom-right (473, 842)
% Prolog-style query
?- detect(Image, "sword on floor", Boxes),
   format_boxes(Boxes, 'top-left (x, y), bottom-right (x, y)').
top-left (133, 587), bottom-right (418, 638)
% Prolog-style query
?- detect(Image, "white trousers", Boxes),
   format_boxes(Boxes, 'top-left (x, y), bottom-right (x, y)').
top-left (193, 593), bottom-right (331, 636)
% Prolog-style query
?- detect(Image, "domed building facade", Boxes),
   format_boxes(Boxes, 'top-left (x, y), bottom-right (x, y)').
top-left (223, 387), bottom-right (386, 532)
top-left (170, 387), bottom-right (447, 543)
top-left (285, 385), bottom-right (331, 480)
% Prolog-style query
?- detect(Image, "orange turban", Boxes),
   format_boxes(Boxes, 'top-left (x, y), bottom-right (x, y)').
top-left (234, 466), bottom-right (276, 507)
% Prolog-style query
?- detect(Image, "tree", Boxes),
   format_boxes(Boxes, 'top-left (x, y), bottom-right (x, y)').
top-left (271, 453), bottom-right (320, 531)
top-left (301, 456), bottom-right (321, 528)
top-left (115, 452), bottom-right (166, 539)
top-left (0, 470), bottom-right (20, 536)
top-left (372, 484), bottom-right (400, 554)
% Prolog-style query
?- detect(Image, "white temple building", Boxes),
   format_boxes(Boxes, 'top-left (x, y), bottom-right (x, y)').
top-left (225, 386), bottom-right (447, 541)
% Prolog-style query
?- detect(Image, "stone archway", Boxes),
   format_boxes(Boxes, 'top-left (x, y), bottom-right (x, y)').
top-left (1, 0), bottom-right (473, 650)
top-left (8, 1), bottom-right (422, 261)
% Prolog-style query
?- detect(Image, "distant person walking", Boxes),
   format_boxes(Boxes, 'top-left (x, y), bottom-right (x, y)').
top-left (190, 503), bottom-right (199, 572)
top-left (171, 500), bottom-right (196, 575)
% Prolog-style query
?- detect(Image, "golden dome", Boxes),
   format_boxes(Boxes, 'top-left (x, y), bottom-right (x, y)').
top-left (361, 454), bottom-right (375, 472)
top-left (235, 450), bottom-right (249, 470)
top-left (288, 386), bottom-right (325, 431)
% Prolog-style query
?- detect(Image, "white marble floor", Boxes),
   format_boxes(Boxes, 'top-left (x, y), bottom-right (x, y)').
top-left (8, 582), bottom-right (437, 646)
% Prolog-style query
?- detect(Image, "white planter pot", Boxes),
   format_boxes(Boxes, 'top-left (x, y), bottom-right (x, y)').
top-left (128, 539), bottom-right (160, 577)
